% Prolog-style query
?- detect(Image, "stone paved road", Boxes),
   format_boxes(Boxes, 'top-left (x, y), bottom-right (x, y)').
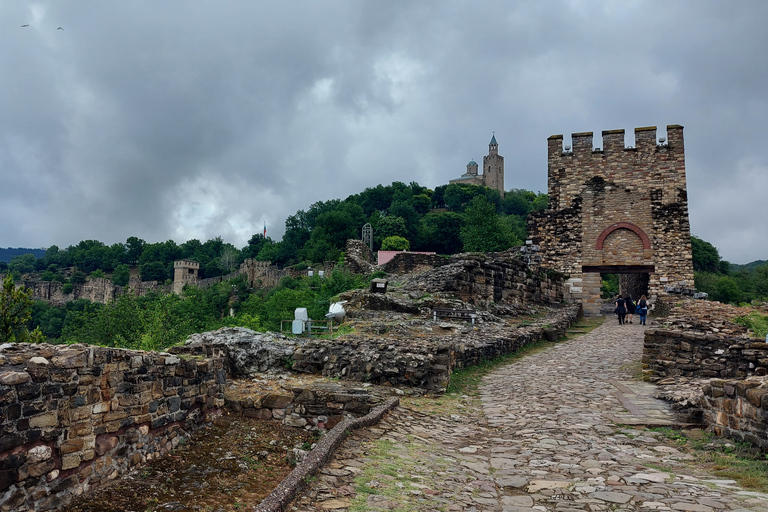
top-left (290, 320), bottom-right (768, 511)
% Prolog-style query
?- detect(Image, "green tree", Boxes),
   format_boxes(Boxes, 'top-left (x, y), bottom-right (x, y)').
top-left (111, 264), bottom-right (131, 287)
top-left (140, 261), bottom-right (168, 282)
top-left (381, 236), bottom-right (410, 251)
top-left (70, 270), bottom-right (87, 285)
top-left (713, 276), bottom-right (741, 304)
top-left (460, 196), bottom-right (513, 252)
top-left (8, 253), bottom-right (36, 274)
top-left (691, 236), bottom-right (722, 273)
top-left (419, 212), bottom-right (464, 254)
top-left (1, 276), bottom-right (43, 343)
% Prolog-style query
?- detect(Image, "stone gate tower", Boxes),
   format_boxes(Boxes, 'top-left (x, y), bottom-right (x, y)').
top-left (528, 125), bottom-right (694, 316)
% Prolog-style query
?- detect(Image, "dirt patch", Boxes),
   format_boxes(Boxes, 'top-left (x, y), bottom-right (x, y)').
top-left (63, 415), bottom-right (317, 512)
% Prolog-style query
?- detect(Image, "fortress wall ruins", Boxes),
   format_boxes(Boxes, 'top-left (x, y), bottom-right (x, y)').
top-left (701, 378), bottom-right (768, 451)
top-left (0, 343), bottom-right (225, 512)
top-left (642, 329), bottom-right (768, 380)
top-left (15, 277), bottom-right (171, 307)
top-left (292, 304), bottom-right (580, 389)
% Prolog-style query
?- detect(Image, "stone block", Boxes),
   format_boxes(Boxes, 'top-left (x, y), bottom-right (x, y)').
top-left (95, 435), bottom-right (118, 456)
top-left (52, 350), bottom-right (87, 369)
top-left (746, 388), bottom-right (768, 408)
top-left (60, 439), bottom-right (85, 454)
top-left (29, 411), bottom-right (58, 428)
top-left (27, 445), bottom-right (53, 464)
top-left (103, 410), bottom-right (128, 422)
top-left (61, 453), bottom-right (81, 470)
top-left (243, 408), bottom-right (272, 420)
top-left (92, 401), bottom-right (111, 414)
top-left (28, 458), bottom-right (56, 478)
top-left (0, 371), bottom-right (31, 385)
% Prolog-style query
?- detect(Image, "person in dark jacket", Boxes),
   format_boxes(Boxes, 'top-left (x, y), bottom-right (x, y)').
top-left (614, 295), bottom-right (627, 325)
top-left (626, 295), bottom-right (636, 324)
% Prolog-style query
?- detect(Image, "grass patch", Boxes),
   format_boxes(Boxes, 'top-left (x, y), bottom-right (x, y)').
top-left (733, 312), bottom-right (768, 339)
top-left (648, 427), bottom-right (768, 492)
top-left (347, 438), bottom-right (452, 512)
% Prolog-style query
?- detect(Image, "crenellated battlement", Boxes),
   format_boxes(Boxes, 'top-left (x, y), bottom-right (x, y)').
top-left (548, 125), bottom-right (684, 158)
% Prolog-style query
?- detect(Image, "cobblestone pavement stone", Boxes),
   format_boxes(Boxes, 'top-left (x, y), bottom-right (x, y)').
top-left (289, 320), bottom-right (768, 511)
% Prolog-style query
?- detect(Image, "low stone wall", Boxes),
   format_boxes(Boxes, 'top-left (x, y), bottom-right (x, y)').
top-left (643, 329), bottom-right (768, 380)
top-left (702, 378), bottom-right (768, 450)
top-left (292, 304), bottom-right (580, 390)
top-left (382, 252), bottom-right (448, 275)
top-left (225, 382), bottom-right (391, 430)
top-left (0, 343), bottom-right (226, 512)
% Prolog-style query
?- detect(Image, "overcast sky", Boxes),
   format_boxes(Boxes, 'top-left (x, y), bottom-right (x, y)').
top-left (2, 1), bottom-right (766, 264)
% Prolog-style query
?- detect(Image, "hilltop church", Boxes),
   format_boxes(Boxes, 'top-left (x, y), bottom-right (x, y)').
top-left (449, 134), bottom-right (505, 196)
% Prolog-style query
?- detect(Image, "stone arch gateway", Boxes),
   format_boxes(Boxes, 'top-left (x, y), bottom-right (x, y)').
top-left (528, 125), bottom-right (695, 316)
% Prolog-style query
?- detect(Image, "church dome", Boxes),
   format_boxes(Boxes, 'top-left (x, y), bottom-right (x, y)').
top-left (468, 160), bottom-right (477, 166)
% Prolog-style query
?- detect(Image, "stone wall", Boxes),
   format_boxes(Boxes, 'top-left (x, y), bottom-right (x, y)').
top-left (15, 277), bottom-right (171, 307)
top-left (292, 305), bottom-right (580, 390)
top-left (0, 343), bottom-right (225, 512)
top-left (382, 252), bottom-right (449, 275)
top-left (400, 252), bottom-right (565, 307)
top-left (344, 240), bottom-right (378, 275)
top-left (225, 382), bottom-right (391, 431)
top-left (701, 378), bottom-right (768, 451)
top-left (643, 329), bottom-right (768, 380)
top-left (529, 125), bottom-right (695, 316)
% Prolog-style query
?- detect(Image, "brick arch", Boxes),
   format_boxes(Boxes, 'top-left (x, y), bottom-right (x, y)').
top-left (595, 222), bottom-right (651, 250)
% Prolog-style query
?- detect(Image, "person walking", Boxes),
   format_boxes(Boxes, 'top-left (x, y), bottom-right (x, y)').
top-left (637, 295), bottom-right (649, 325)
top-left (626, 295), bottom-right (636, 324)
top-left (614, 295), bottom-right (627, 325)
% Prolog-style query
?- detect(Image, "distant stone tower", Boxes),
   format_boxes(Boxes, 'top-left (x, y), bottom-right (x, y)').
top-left (482, 134), bottom-right (504, 194)
top-left (173, 260), bottom-right (200, 294)
top-left (449, 134), bottom-right (505, 196)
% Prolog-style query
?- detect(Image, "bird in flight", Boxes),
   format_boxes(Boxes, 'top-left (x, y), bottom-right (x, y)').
top-left (21, 24), bottom-right (29, 27)
top-left (57, 27), bottom-right (63, 30)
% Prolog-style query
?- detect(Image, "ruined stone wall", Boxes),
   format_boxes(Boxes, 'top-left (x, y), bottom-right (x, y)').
top-left (401, 254), bottom-right (566, 306)
top-left (19, 277), bottom-right (171, 307)
top-left (381, 253), bottom-right (449, 275)
top-left (344, 240), bottom-right (379, 275)
top-left (701, 378), bottom-right (768, 451)
top-left (642, 330), bottom-right (768, 380)
top-left (0, 343), bottom-right (225, 512)
top-left (529, 125), bottom-right (694, 316)
top-left (225, 383), bottom-right (389, 431)
top-left (292, 305), bottom-right (579, 389)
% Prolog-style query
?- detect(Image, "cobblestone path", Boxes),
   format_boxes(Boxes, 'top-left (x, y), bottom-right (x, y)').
top-left (291, 320), bottom-right (768, 511)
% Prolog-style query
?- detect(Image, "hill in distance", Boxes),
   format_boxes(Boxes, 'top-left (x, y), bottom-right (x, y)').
top-left (0, 247), bottom-right (47, 263)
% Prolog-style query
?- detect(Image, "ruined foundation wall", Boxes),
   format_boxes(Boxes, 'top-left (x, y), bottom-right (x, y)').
top-left (701, 378), bottom-right (768, 451)
top-left (0, 344), bottom-right (225, 512)
top-left (643, 330), bottom-right (768, 380)
top-left (292, 305), bottom-right (580, 389)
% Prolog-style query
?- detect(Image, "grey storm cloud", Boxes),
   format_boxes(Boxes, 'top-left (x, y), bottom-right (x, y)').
top-left (1, 0), bottom-right (767, 263)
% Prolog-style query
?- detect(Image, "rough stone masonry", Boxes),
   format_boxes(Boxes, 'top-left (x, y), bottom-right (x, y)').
top-left (529, 125), bottom-right (695, 316)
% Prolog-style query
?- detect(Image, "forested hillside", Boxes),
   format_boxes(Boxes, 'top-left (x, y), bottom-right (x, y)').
top-left (1, 182), bottom-right (547, 283)
top-left (0, 247), bottom-right (46, 263)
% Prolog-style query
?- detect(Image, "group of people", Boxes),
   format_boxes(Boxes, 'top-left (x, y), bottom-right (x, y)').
top-left (614, 294), bottom-right (649, 325)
